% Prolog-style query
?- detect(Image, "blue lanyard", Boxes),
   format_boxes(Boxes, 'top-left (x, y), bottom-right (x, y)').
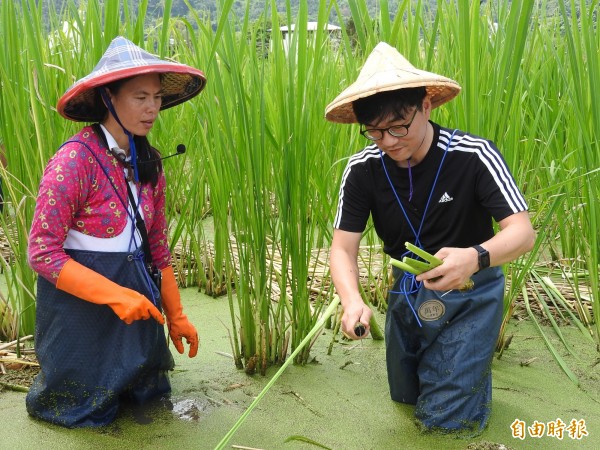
top-left (99, 89), bottom-right (139, 183)
top-left (59, 138), bottom-right (158, 305)
top-left (380, 129), bottom-right (458, 326)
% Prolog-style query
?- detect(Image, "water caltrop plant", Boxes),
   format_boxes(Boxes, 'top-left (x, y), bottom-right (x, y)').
top-left (0, 0), bottom-right (598, 378)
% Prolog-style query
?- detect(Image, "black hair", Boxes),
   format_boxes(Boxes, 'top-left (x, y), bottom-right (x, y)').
top-left (96, 76), bottom-right (163, 187)
top-left (352, 87), bottom-right (427, 125)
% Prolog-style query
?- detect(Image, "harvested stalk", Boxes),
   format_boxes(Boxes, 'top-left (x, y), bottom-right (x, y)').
top-left (389, 258), bottom-right (421, 275)
top-left (390, 243), bottom-right (443, 275)
top-left (402, 256), bottom-right (434, 273)
top-left (394, 243), bottom-right (474, 293)
top-left (405, 242), bottom-right (443, 267)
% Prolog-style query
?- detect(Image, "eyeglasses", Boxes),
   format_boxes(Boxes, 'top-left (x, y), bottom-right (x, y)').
top-left (360, 108), bottom-right (419, 141)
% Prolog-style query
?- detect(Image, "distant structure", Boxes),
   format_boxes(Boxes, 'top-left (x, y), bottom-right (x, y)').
top-left (274, 22), bottom-right (342, 54)
top-left (48, 20), bottom-right (81, 53)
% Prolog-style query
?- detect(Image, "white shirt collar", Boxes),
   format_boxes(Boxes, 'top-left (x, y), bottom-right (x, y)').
top-left (99, 124), bottom-right (130, 161)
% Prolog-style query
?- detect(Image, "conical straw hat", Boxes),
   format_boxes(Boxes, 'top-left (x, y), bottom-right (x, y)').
top-left (325, 42), bottom-right (460, 124)
top-left (57, 36), bottom-right (207, 122)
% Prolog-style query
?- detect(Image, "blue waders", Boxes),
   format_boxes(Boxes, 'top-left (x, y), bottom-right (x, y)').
top-left (385, 266), bottom-right (504, 432)
top-left (26, 247), bottom-right (174, 428)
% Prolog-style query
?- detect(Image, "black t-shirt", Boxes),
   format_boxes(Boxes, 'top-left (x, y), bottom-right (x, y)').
top-left (333, 123), bottom-right (528, 259)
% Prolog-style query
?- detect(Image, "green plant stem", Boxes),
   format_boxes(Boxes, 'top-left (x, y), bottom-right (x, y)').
top-left (522, 284), bottom-right (579, 385)
top-left (404, 242), bottom-right (443, 266)
top-left (402, 256), bottom-right (434, 272)
top-left (214, 295), bottom-right (340, 450)
top-left (390, 258), bottom-right (420, 275)
top-left (0, 381), bottom-right (29, 393)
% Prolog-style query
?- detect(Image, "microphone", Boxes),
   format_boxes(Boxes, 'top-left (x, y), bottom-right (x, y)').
top-left (139, 144), bottom-right (186, 164)
top-left (161, 144), bottom-right (186, 161)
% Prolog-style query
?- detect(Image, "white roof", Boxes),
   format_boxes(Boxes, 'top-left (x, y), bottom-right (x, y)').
top-left (279, 22), bottom-right (341, 32)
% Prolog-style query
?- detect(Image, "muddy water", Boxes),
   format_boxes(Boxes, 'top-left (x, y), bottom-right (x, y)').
top-left (1, 290), bottom-right (599, 450)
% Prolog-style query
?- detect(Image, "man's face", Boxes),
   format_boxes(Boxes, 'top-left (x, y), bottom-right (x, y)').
top-left (362, 98), bottom-right (432, 166)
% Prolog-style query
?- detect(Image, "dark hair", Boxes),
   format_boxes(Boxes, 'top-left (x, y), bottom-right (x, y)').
top-left (96, 76), bottom-right (163, 187)
top-left (352, 87), bottom-right (427, 125)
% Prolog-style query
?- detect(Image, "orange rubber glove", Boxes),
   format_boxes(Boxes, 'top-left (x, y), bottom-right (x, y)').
top-left (160, 266), bottom-right (199, 357)
top-left (56, 259), bottom-right (164, 325)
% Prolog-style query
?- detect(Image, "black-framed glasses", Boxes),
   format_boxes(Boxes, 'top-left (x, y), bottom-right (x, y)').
top-left (360, 108), bottom-right (419, 141)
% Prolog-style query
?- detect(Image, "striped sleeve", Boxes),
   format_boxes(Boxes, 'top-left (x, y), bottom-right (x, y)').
top-left (333, 146), bottom-right (380, 231)
top-left (442, 129), bottom-right (528, 218)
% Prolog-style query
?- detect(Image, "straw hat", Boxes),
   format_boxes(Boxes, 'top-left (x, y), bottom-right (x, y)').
top-left (325, 42), bottom-right (461, 124)
top-left (57, 36), bottom-right (207, 122)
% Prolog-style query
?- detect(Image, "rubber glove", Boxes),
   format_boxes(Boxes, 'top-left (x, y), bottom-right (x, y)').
top-left (56, 259), bottom-right (164, 325)
top-left (160, 265), bottom-right (199, 357)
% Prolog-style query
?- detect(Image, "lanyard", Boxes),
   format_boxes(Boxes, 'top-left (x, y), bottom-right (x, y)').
top-left (380, 129), bottom-right (458, 326)
top-left (59, 138), bottom-right (159, 305)
top-left (62, 140), bottom-right (150, 267)
top-left (99, 89), bottom-right (140, 182)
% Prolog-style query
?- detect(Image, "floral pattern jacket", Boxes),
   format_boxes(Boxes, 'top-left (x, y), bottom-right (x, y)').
top-left (28, 126), bottom-right (171, 283)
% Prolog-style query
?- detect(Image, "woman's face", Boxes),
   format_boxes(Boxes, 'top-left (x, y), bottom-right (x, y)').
top-left (104, 73), bottom-right (163, 138)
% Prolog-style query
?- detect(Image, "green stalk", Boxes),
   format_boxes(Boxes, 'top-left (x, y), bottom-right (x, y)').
top-left (214, 296), bottom-right (340, 450)
top-left (558, 0), bottom-right (600, 344)
top-left (404, 242), bottom-right (443, 266)
top-left (390, 258), bottom-right (420, 275)
top-left (538, 274), bottom-right (594, 344)
top-left (402, 257), bottom-right (435, 273)
top-left (522, 284), bottom-right (579, 386)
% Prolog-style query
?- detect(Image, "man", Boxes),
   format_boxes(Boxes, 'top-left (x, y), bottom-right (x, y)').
top-left (325, 42), bottom-right (535, 433)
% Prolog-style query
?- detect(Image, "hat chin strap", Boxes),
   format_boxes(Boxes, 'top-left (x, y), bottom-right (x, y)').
top-left (100, 88), bottom-right (139, 182)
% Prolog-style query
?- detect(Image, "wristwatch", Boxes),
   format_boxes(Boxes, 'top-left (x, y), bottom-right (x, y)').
top-left (472, 245), bottom-right (490, 271)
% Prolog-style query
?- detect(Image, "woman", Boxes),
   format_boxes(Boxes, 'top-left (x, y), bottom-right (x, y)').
top-left (27, 36), bottom-right (206, 427)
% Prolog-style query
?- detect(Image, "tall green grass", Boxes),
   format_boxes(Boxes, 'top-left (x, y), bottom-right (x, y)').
top-left (0, 0), bottom-right (598, 377)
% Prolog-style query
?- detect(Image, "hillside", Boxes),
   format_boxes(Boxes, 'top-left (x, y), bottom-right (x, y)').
top-left (40, 0), bottom-right (584, 34)
top-left (43, 0), bottom-right (408, 27)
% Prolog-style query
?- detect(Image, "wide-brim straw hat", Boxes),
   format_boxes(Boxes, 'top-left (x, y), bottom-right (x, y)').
top-left (57, 36), bottom-right (207, 122)
top-left (325, 42), bottom-right (461, 124)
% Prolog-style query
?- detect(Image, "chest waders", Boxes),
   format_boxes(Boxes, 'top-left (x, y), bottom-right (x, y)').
top-left (380, 131), bottom-right (504, 433)
top-left (26, 248), bottom-right (174, 427)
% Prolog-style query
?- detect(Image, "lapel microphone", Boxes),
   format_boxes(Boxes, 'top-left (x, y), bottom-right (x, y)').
top-left (139, 144), bottom-right (186, 164)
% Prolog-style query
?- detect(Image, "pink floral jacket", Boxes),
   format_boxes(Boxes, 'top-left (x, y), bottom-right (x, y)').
top-left (28, 126), bottom-right (172, 283)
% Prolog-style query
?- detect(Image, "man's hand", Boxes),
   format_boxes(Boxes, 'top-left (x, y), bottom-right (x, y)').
top-left (416, 246), bottom-right (478, 291)
top-left (341, 298), bottom-right (372, 339)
